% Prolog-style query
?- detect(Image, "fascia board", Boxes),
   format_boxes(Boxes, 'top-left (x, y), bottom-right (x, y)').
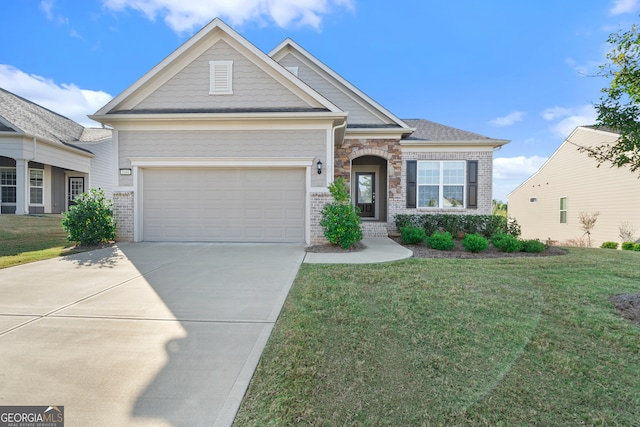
top-left (270, 39), bottom-right (412, 131)
top-left (400, 139), bottom-right (510, 148)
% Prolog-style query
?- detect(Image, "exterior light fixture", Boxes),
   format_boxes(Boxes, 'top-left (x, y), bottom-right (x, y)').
top-left (316, 160), bottom-right (323, 174)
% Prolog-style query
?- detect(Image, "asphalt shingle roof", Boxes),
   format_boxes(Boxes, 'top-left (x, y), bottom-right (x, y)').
top-left (402, 118), bottom-right (502, 142)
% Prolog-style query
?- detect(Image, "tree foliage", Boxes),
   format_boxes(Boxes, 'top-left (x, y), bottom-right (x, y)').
top-left (582, 22), bottom-right (640, 172)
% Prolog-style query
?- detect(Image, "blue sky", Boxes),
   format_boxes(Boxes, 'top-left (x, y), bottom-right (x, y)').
top-left (1, 0), bottom-right (639, 201)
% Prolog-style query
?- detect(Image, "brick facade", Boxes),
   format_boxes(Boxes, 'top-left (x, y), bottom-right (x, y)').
top-left (389, 150), bottom-right (494, 232)
top-left (310, 191), bottom-right (333, 244)
top-left (113, 191), bottom-right (134, 242)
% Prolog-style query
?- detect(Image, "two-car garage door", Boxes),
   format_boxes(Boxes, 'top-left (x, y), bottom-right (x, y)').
top-left (142, 168), bottom-right (305, 243)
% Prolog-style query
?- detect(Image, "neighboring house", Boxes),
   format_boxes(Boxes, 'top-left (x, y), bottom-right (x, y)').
top-left (90, 18), bottom-right (508, 244)
top-left (508, 126), bottom-right (640, 247)
top-left (0, 88), bottom-right (112, 214)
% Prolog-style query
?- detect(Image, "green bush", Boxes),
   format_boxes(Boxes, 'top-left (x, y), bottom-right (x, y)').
top-left (622, 242), bottom-right (636, 250)
top-left (400, 226), bottom-right (426, 244)
top-left (600, 241), bottom-right (619, 249)
top-left (394, 214), bottom-right (521, 238)
top-left (491, 233), bottom-right (523, 253)
top-left (521, 239), bottom-right (546, 253)
top-left (634, 244), bottom-right (640, 252)
top-left (320, 178), bottom-right (363, 249)
top-left (61, 188), bottom-right (116, 245)
top-left (463, 233), bottom-right (488, 253)
top-left (427, 231), bottom-right (455, 251)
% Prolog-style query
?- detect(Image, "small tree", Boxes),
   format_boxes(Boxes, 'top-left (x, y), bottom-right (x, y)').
top-left (62, 188), bottom-right (116, 246)
top-left (320, 177), bottom-right (362, 249)
top-left (578, 211), bottom-right (600, 248)
top-left (619, 220), bottom-right (637, 242)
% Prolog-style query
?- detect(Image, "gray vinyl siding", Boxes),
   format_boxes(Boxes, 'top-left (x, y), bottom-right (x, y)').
top-left (51, 166), bottom-right (65, 214)
top-left (85, 139), bottom-right (113, 200)
top-left (508, 127), bottom-right (640, 247)
top-left (118, 129), bottom-right (327, 187)
top-left (135, 41), bottom-right (311, 111)
top-left (278, 53), bottom-right (388, 126)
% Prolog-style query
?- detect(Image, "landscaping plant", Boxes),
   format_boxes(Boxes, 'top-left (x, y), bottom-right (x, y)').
top-left (400, 226), bottom-right (426, 244)
top-left (622, 241), bottom-right (637, 251)
top-left (601, 241), bottom-right (619, 249)
top-left (426, 231), bottom-right (455, 250)
top-left (62, 188), bottom-right (116, 246)
top-left (320, 177), bottom-right (363, 249)
top-left (463, 233), bottom-right (488, 253)
top-left (491, 233), bottom-right (523, 253)
top-left (521, 239), bottom-right (546, 254)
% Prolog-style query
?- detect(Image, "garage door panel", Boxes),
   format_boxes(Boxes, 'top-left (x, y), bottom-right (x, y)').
top-left (143, 168), bottom-right (305, 242)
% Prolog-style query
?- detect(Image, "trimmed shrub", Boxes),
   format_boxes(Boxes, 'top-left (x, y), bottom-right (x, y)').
top-left (463, 233), bottom-right (488, 253)
top-left (400, 226), bottom-right (426, 244)
top-left (394, 214), bottom-right (521, 238)
top-left (521, 239), bottom-right (546, 254)
top-left (427, 231), bottom-right (455, 251)
top-left (622, 242), bottom-right (636, 251)
top-left (600, 241), bottom-right (619, 249)
top-left (491, 233), bottom-right (523, 253)
top-left (320, 177), bottom-right (363, 249)
top-left (634, 244), bottom-right (640, 252)
top-left (62, 188), bottom-right (116, 246)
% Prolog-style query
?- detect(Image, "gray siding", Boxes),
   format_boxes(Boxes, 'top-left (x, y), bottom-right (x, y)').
top-left (85, 139), bottom-right (113, 200)
top-left (278, 53), bottom-right (388, 125)
top-left (118, 129), bottom-right (327, 187)
top-left (51, 166), bottom-right (65, 214)
top-left (136, 41), bottom-right (311, 110)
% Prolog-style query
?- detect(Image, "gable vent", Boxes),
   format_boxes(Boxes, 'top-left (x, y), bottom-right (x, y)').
top-left (285, 66), bottom-right (299, 77)
top-left (209, 61), bottom-right (233, 95)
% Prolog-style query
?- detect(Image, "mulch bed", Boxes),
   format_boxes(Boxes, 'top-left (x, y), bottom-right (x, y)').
top-left (610, 294), bottom-right (640, 327)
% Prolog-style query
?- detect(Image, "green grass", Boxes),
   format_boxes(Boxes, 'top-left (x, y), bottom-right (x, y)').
top-left (0, 214), bottom-right (79, 268)
top-left (235, 249), bottom-right (640, 426)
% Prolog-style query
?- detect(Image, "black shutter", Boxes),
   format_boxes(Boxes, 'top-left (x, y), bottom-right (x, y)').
top-left (467, 160), bottom-right (478, 209)
top-left (406, 160), bottom-right (417, 208)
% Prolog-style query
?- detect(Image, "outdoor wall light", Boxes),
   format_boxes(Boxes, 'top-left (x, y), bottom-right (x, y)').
top-left (316, 160), bottom-right (323, 174)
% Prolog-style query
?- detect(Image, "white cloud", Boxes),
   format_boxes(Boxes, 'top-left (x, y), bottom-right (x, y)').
top-left (489, 111), bottom-right (525, 127)
top-left (40, 0), bottom-right (69, 24)
top-left (102, 0), bottom-right (354, 33)
top-left (541, 104), bottom-right (597, 138)
top-left (493, 156), bottom-right (548, 202)
top-left (610, 0), bottom-right (640, 14)
top-left (565, 57), bottom-right (601, 76)
top-left (0, 65), bottom-right (112, 127)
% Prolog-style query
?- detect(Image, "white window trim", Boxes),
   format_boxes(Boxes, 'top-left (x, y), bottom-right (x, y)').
top-left (29, 168), bottom-right (44, 206)
top-left (0, 167), bottom-right (17, 205)
top-left (560, 197), bottom-right (568, 224)
top-left (417, 160), bottom-right (466, 209)
top-left (209, 60), bottom-right (233, 95)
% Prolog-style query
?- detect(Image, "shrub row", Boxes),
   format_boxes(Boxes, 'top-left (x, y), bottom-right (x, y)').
top-left (621, 242), bottom-right (640, 251)
top-left (400, 227), bottom-right (546, 254)
top-left (395, 214), bottom-right (521, 238)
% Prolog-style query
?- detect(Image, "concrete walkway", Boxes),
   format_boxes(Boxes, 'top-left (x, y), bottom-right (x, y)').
top-left (304, 237), bottom-right (413, 264)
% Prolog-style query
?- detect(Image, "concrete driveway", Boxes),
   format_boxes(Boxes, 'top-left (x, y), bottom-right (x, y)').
top-left (0, 242), bottom-right (305, 426)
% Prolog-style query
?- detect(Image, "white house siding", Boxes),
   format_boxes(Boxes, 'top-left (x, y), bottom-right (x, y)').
top-left (508, 127), bottom-right (640, 247)
top-left (389, 150), bottom-right (494, 231)
top-left (135, 40), bottom-right (311, 111)
top-left (277, 53), bottom-right (389, 126)
top-left (117, 129), bottom-right (327, 188)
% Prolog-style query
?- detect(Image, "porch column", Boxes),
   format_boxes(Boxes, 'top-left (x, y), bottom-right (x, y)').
top-left (15, 159), bottom-right (28, 215)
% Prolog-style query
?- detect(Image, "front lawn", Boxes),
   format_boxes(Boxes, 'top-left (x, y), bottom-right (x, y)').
top-left (235, 248), bottom-right (640, 426)
top-left (0, 215), bottom-right (76, 268)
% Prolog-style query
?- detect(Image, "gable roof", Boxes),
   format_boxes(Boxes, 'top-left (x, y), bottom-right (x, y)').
top-left (402, 119), bottom-right (509, 146)
top-left (269, 38), bottom-right (413, 135)
top-left (507, 125), bottom-right (619, 198)
top-left (0, 88), bottom-right (106, 154)
top-left (92, 18), bottom-right (343, 119)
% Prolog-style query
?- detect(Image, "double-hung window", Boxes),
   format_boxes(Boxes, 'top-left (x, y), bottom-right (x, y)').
top-left (417, 161), bottom-right (465, 208)
top-left (0, 167), bottom-right (16, 204)
top-left (29, 169), bottom-right (44, 204)
top-left (560, 197), bottom-right (567, 223)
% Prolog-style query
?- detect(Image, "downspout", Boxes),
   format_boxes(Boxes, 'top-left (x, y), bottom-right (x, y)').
top-left (331, 119), bottom-right (348, 182)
